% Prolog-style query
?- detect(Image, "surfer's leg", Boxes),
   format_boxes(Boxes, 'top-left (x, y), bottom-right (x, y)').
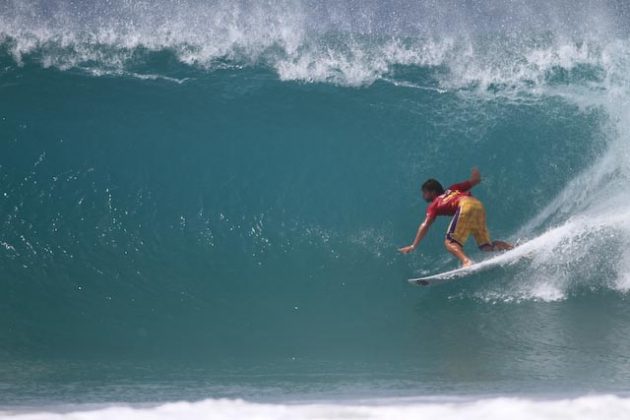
top-left (445, 204), bottom-right (473, 266)
top-left (474, 215), bottom-right (513, 251)
top-left (473, 203), bottom-right (513, 251)
top-left (445, 239), bottom-right (473, 267)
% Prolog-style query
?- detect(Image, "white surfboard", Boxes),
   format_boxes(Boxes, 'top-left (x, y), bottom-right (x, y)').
top-left (408, 240), bottom-right (535, 287)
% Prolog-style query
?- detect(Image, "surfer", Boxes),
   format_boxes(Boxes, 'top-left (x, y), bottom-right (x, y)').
top-left (398, 167), bottom-right (513, 267)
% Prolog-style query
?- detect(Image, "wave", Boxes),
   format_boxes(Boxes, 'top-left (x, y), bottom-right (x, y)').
top-left (2, 0), bottom-right (630, 372)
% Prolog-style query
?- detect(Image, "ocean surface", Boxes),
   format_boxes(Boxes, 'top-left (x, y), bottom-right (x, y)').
top-left (2, 0), bottom-right (630, 418)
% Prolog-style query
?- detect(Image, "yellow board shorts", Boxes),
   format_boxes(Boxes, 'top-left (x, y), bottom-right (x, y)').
top-left (446, 197), bottom-right (492, 248)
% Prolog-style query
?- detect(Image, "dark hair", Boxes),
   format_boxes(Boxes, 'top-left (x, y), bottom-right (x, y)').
top-left (421, 178), bottom-right (445, 195)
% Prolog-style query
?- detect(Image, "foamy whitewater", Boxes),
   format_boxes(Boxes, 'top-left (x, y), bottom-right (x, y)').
top-left (2, 0), bottom-right (630, 418)
top-left (4, 395), bottom-right (630, 420)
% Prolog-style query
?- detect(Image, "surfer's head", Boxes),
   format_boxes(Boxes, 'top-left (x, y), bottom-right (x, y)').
top-left (421, 179), bottom-right (444, 202)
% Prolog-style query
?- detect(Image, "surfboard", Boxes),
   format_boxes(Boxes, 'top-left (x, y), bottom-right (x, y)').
top-left (408, 261), bottom-right (495, 286)
top-left (408, 242), bottom-right (532, 287)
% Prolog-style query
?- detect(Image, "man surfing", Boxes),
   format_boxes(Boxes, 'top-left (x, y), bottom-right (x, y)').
top-left (398, 167), bottom-right (513, 267)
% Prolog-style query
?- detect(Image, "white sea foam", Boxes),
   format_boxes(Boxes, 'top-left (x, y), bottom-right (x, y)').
top-left (3, 395), bottom-right (630, 420)
top-left (467, 207), bottom-right (630, 302)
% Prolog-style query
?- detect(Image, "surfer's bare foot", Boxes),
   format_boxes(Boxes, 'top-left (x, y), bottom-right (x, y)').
top-left (492, 240), bottom-right (513, 251)
top-left (462, 259), bottom-right (473, 267)
top-left (480, 240), bottom-right (513, 252)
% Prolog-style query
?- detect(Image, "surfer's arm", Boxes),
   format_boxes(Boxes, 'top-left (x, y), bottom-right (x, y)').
top-left (449, 167), bottom-right (481, 192)
top-left (398, 216), bottom-right (435, 254)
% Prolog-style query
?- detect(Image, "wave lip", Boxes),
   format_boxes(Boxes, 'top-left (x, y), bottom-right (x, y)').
top-left (2, 1), bottom-right (629, 88)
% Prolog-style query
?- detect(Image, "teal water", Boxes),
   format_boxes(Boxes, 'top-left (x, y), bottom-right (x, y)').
top-left (2, 0), bottom-right (630, 416)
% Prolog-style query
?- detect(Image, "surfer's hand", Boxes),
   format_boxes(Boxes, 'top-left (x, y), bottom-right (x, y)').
top-left (470, 167), bottom-right (481, 185)
top-left (398, 245), bottom-right (415, 254)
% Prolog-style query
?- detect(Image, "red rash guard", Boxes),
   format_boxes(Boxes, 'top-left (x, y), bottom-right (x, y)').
top-left (426, 180), bottom-right (473, 221)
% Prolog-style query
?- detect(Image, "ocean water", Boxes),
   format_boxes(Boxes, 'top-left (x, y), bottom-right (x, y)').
top-left (2, 0), bottom-right (630, 418)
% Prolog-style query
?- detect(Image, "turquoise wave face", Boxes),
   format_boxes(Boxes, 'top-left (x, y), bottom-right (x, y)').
top-left (0, 50), bottom-right (609, 354)
top-left (2, 0), bottom-right (630, 403)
